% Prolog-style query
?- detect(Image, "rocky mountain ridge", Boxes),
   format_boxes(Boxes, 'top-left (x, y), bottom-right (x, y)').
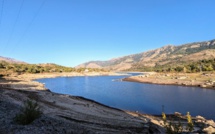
top-left (77, 39), bottom-right (215, 71)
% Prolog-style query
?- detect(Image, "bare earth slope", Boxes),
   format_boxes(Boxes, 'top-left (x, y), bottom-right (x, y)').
top-left (0, 89), bottom-right (153, 133)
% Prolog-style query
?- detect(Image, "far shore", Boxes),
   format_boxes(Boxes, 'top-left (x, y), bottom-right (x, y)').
top-left (17, 71), bottom-right (128, 80)
top-left (123, 72), bottom-right (215, 89)
top-left (0, 72), bottom-right (127, 90)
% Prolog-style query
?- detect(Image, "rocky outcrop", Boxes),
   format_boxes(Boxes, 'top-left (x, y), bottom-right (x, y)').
top-left (123, 72), bottom-right (215, 89)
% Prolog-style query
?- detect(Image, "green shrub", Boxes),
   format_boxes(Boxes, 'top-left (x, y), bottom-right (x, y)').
top-left (162, 112), bottom-right (193, 133)
top-left (164, 120), bottom-right (183, 134)
top-left (162, 112), bottom-right (166, 123)
top-left (15, 100), bottom-right (42, 125)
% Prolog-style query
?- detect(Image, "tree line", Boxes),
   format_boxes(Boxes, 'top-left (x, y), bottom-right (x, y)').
top-left (0, 61), bottom-right (107, 76)
top-left (128, 58), bottom-right (215, 73)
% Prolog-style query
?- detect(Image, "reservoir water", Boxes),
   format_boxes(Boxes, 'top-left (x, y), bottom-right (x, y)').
top-left (36, 74), bottom-right (215, 120)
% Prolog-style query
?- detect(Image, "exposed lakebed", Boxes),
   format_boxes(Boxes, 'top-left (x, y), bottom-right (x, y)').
top-left (36, 74), bottom-right (215, 120)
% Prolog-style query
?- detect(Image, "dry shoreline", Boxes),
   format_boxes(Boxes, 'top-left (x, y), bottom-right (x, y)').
top-left (0, 72), bottom-right (215, 133)
top-left (123, 72), bottom-right (215, 89)
top-left (0, 72), bottom-right (161, 133)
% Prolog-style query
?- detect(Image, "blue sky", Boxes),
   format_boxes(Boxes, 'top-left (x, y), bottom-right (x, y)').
top-left (0, 0), bottom-right (215, 67)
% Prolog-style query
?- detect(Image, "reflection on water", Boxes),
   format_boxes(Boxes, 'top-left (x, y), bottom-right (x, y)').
top-left (36, 75), bottom-right (215, 120)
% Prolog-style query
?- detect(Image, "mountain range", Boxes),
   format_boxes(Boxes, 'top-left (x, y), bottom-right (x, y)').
top-left (1, 39), bottom-right (215, 71)
top-left (77, 39), bottom-right (215, 71)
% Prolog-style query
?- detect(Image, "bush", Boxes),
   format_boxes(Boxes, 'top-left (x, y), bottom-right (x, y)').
top-left (15, 100), bottom-right (42, 125)
top-left (162, 111), bottom-right (193, 133)
top-left (164, 120), bottom-right (183, 134)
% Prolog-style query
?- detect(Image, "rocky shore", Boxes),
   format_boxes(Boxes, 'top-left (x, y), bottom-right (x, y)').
top-left (123, 72), bottom-right (215, 89)
top-left (0, 72), bottom-right (215, 133)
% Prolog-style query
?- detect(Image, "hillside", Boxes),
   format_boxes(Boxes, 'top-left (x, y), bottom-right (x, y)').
top-left (77, 39), bottom-right (215, 71)
top-left (0, 56), bottom-right (26, 64)
top-left (0, 61), bottom-right (107, 76)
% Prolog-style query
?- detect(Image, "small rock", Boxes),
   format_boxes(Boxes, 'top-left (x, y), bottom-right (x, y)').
top-left (205, 82), bottom-right (213, 86)
top-left (143, 124), bottom-right (149, 128)
top-left (178, 76), bottom-right (187, 79)
top-left (142, 118), bottom-right (148, 123)
top-left (196, 115), bottom-right (205, 120)
top-left (159, 120), bottom-right (164, 125)
top-left (150, 119), bottom-right (160, 125)
top-left (174, 112), bottom-right (182, 116)
top-left (202, 73), bottom-right (209, 76)
top-left (203, 126), bottom-right (215, 134)
top-left (182, 83), bottom-right (188, 86)
top-left (206, 120), bottom-right (215, 127)
top-left (200, 84), bottom-right (207, 88)
top-left (195, 119), bottom-right (204, 123)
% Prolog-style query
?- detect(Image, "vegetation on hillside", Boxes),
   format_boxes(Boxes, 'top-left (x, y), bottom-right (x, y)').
top-left (128, 58), bottom-right (215, 73)
top-left (78, 39), bottom-right (215, 71)
top-left (0, 61), bottom-right (107, 76)
top-left (174, 42), bottom-right (215, 55)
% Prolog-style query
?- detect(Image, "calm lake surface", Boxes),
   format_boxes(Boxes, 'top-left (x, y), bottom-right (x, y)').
top-left (36, 74), bottom-right (215, 120)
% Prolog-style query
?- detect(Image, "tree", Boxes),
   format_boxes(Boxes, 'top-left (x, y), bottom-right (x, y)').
top-left (207, 64), bottom-right (213, 71)
top-left (175, 66), bottom-right (183, 72)
top-left (0, 63), bottom-right (4, 68)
